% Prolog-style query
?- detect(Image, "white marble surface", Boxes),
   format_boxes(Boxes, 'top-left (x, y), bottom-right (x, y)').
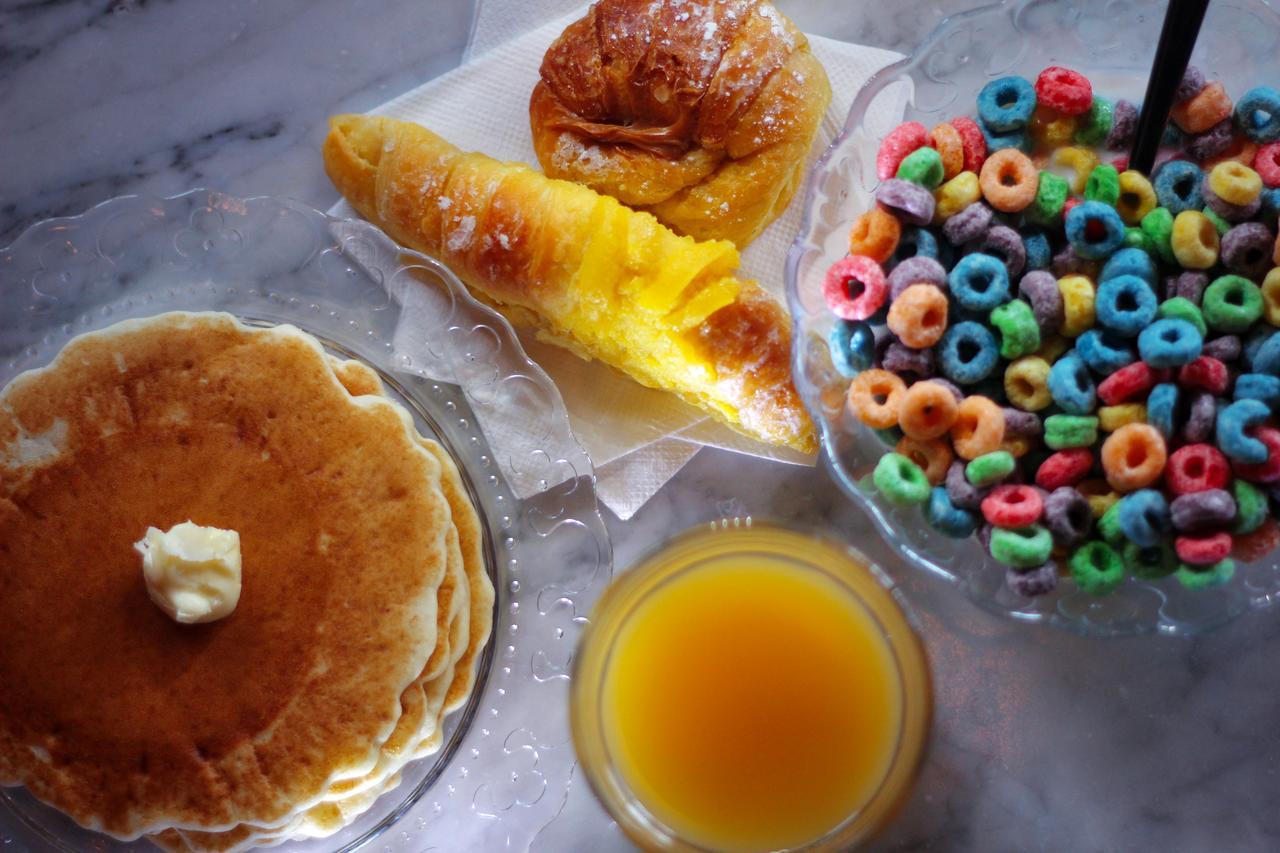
top-left (3, 1), bottom-right (1279, 851)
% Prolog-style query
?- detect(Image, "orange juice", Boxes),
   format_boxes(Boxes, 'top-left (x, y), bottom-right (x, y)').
top-left (572, 524), bottom-right (931, 852)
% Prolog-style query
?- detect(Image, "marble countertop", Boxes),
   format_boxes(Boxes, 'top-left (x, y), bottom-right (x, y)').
top-left (3, 1), bottom-right (1278, 851)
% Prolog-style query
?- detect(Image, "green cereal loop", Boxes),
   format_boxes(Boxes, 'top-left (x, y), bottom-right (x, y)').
top-left (1140, 207), bottom-right (1176, 263)
top-left (873, 452), bottom-right (931, 506)
top-left (1097, 502), bottom-right (1125, 545)
top-left (1122, 540), bottom-right (1178, 579)
top-left (896, 146), bottom-right (945, 189)
top-left (990, 298), bottom-right (1041, 359)
top-left (1157, 296), bottom-right (1207, 337)
top-left (1175, 558), bottom-right (1236, 590)
top-left (874, 426), bottom-right (904, 447)
top-left (1070, 540), bottom-right (1126, 595)
top-left (1074, 97), bottom-right (1114, 146)
top-left (1122, 226), bottom-right (1156, 255)
top-left (966, 450), bottom-right (1016, 487)
top-left (990, 525), bottom-right (1054, 568)
top-left (1202, 206), bottom-right (1230, 235)
top-left (1202, 274), bottom-right (1263, 333)
top-left (1027, 171), bottom-right (1070, 226)
top-left (1231, 480), bottom-right (1268, 534)
top-left (1084, 164), bottom-right (1121, 206)
top-left (1044, 414), bottom-right (1099, 449)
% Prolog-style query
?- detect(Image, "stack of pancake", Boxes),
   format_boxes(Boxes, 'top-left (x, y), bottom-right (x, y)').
top-left (0, 313), bottom-right (494, 853)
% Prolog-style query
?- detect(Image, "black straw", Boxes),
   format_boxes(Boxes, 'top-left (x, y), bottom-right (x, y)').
top-left (1129, 0), bottom-right (1211, 174)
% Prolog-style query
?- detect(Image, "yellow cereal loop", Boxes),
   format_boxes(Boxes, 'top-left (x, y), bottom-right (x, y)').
top-left (1057, 275), bottom-right (1097, 337)
top-left (1052, 146), bottom-right (1100, 194)
top-left (1029, 107), bottom-right (1077, 151)
top-left (1208, 161), bottom-right (1263, 206)
top-left (1172, 210), bottom-right (1221, 269)
top-left (934, 171), bottom-right (981, 222)
top-left (1078, 479), bottom-right (1120, 517)
top-left (1115, 171), bottom-right (1158, 225)
top-left (1004, 356), bottom-right (1053, 411)
top-left (1098, 403), bottom-right (1147, 432)
top-left (1034, 333), bottom-right (1072, 363)
top-left (1000, 436), bottom-right (1036, 458)
top-left (1263, 267), bottom-right (1280, 326)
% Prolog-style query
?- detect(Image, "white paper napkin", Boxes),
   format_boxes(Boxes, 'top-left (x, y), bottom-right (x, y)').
top-left (330, 3), bottom-right (903, 518)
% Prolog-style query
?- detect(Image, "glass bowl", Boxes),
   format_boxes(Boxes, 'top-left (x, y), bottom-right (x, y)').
top-left (0, 190), bottom-right (612, 850)
top-left (786, 0), bottom-right (1280, 636)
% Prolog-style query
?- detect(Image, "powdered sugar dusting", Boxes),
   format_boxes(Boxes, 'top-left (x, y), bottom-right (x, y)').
top-left (446, 215), bottom-right (476, 252)
top-left (437, 196), bottom-right (453, 210)
top-left (553, 134), bottom-right (611, 176)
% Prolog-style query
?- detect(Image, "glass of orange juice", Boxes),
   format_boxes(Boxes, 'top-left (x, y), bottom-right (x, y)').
top-left (571, 521), bottom-right (931, 852)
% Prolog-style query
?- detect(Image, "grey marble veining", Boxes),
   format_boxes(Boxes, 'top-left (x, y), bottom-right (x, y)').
top-left (3, 1), bottom-right (1279, 851)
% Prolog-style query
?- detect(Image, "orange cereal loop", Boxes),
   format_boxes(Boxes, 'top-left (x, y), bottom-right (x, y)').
top-left (848, 207), bottom-right (902, 263)
top-left (1170, 81), bottom-right (1233, 134)
top-left (1204, 139), bottom-right (1258, 170)
top-left (896, 435), bottom-right (954, 485)
top-left (846, 369), bottom-right (907, 429)
top-left (979, 148), bottom-right (1039, 212)
top-left (950, 394), bottom-right (1006, 460)
top-left (930, 122), bottom-right (965, 180)
top-left (1100, 422), bottom-right (1167, 492)
top-left (886, 284), bottom-right (949, 348)
top-left (897, 380), bottom-right (959, 440)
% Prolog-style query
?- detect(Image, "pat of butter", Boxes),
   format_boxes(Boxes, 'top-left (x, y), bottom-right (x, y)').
top-left (134, 521), bottom-right (242, 624)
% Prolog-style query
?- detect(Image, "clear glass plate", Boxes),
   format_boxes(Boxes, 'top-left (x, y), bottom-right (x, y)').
top-left (786, 0), bottom-right (1280, 636)
top-left (0, 190), bottom-right (612, 850)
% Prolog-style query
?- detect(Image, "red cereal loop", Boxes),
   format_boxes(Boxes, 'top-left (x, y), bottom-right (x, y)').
top-left (1234, 518), bottom-right (1280, 562)
top-left (1035, 448), bottom-right (1094, 490)
top-left (929, 122), bottom-right (965, 180)
top-left (1254, 142), bottom-right (1280, 188)
top-left (1097, 361), bottom-right (1158, 405)
top-left (1170, 81), bottom-right (1233, 134)
top-left (1035, 66), bottom-right (1093, 116)
top-left (1232, 426), bottom-right (1280, 484)
top-left (877, 121), bottom-right (929, 181)
top-left (1177, 356), bottom-right (1229, 395)
top-left (1176, 532), bottom-right (1233, 566)
top-left (1165, 444), bottom-right (1231, 495)
top-left (822, 255), bottom-right (887, 320)
top-left (1110, 156), bottom-right (1130, 172)
top-left (950, 116), bottom-right (988, 173)
top-left (981, 484), bottom-right (1045, 527)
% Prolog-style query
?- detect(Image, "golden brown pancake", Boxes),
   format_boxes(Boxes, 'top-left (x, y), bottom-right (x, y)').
top-left (0, 313), bottom-right (452, 839)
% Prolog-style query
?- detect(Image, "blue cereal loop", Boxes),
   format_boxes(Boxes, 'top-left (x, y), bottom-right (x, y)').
top-left (1234, 86), bottom-right (1280, 144)
top-left (1065, 200), bottom-right (1127, 260)
top-left (1101, 247), bottom-right (1158, 287)
top-left (936, 321), bottom-right (1000, 385)
top-left (926, 486), bottom-right (980, 537)
top-left (888, 225), bottom-right (942, 269)
top-left (1259, 187), bottom-right (1280, 221)
top-left (1118, 489), bottom-right (1172, 548)
top-left (1235, 373), bottom-right (1280, 407)
top-left (981, 123), bottom-right (1033, 154)
top-left (1153, 160), bottom-right (1204, 215)
top-left (1138, 318), bottom-right (1203, 368)
top-left (1047, 350), bottom-right (1097, 414)
top-left (1023, 228), bottom-right (1051, 270)
top-left (1076, 329), bottom-right (1137, 374)
top-left (829, 320), bottom-right (875, 377)
top-left (948, 252), bottom-right (1011, 313)
top-left (978, 75), bottom-right (1037, 132)
top-left (1216, 399), bottom-right (1272, 463)
top-left (1251, 331), bottom-right (1280, 376)
top-left (1096, 274), bottom-right (1158, 337)
top-left (1146, 383), bottom-right (1181, 440)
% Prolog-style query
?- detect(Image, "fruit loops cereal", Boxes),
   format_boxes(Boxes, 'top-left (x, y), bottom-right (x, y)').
top-left (827, 65), bottom-right (1280, 598)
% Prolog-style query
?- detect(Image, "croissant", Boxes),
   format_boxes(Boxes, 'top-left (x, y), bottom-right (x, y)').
top-left (323, 114), bottom-right (815, 453)
top-left (529, 0), bottom-right (831, 248)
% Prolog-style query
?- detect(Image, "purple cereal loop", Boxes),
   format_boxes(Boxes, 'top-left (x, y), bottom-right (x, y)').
top-left (1202, 335), bottom-right (1242, 362)
top-left (947, 460), bottom-right (989, 510)
top-left (978, 522), bottom-right (994, 554)
top-left (1175, 66), bottom-right (1206, 103)
top-left (1186, 119), bottom-right (1236, 162)
top-left (1203, 178), bottom-right (1262, 221)
top-left (1003, 407), bottom-right (1043, 438)
top-left (1170, 488), bottom-right (1238, 532)
top-left (1043, 486), bottom-right (1093, 547)
top-left (981, 224), bottom-right (1028, 279)
top-left (1006, 562), bottom-right (1059, 597)
top-left (877, 178), bottom-right (936, 226)
top-left (1183, 391), bottom-right (1217, 443)
top-left (1051, 244), bottom-right (1094, 277)
top-left (943, 201), bottom-right (993, 246)
top-left (1019, 269), bottom-right (1065, 332)
top-left (1106, 99), bottom-right (1138, 150)
top-left (1220, 222), bottom-right (1275, 279)
top-left (888, 255), bottom-right (949, 300)
top-left (882, 341), bottom-right (935, 378)
top-left (1165, 271), bottom-right (1209, 304)
top-left (928, 377), bottom-right (965, 401)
